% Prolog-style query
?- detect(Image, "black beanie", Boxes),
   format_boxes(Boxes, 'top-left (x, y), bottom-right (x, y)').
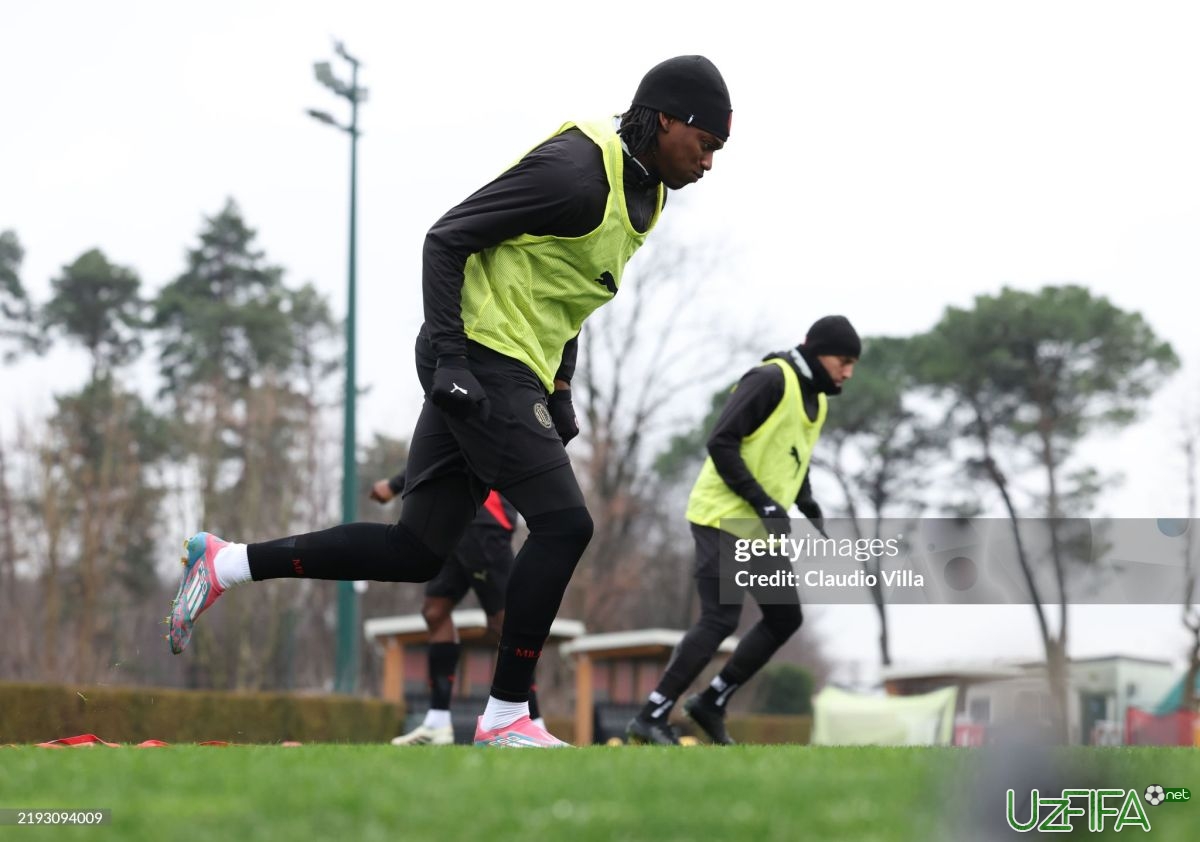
top-left (632, 55), bottom-right (732, 141)
top-left (802, 315), bottom-right (862, 359)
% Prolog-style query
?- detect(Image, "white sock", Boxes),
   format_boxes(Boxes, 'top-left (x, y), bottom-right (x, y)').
top-left (423, 709), bottom-right (451, 729)
top-left (214, 543), bottom-right (251, 590)
top-left (533, 717), bottom-right (546, 730)
top-left (480, 696), bottom-right (529, 731)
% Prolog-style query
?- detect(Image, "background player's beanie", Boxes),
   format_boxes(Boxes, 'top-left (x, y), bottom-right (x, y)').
top-left (632, 55), bottom-right (732, 141)
top-left (802, 316), bottom-right (862, 358)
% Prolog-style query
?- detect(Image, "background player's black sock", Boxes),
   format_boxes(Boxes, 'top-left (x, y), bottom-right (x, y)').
top-left (428, 642), bottom-right (461, 710)
top-left (698, 674), bottom-right (740, 710)
top-left (638, 691), bottom-right (675, 723)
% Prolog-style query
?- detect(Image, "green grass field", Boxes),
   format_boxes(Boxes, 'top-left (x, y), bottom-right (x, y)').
top-left (1, 745), bottom-right (1197, 841)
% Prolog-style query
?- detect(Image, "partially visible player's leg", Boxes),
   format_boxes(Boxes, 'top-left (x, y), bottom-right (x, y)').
top-left (391, 593), bottom-right (462, 747)
top-left (458, 522), bottom-right (510, 650)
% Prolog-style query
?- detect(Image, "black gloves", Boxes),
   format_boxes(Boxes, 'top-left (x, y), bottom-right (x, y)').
top-left (751, 495), bottom-right (791, 538)
top-left (547, 389), bottom-right (579, 446)
top-left (428, 355), bottom-right (580, 446)
top-left (797, 497), bottom-right (829, 539)
top-left (431, 356), bottom-right (489, 420)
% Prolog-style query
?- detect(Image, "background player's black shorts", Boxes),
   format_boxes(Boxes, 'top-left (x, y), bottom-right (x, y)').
top-left (424, 525), bottom-right (514, 615)
top-left (692, 522), bottom-right (739, 580)
top-left (691, 522), bottom-right (803, 609)
top-left (404, 329), bottom-right (569, 496)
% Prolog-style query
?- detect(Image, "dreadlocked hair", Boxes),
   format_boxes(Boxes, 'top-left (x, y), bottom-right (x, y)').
top-left (618, 106), bottom-right (660, 156)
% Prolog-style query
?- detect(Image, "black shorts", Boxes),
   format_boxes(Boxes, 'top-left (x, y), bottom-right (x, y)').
top-left (404, 330), bottom-right (570, 495)
top-left (424, 525), bottom-right (514, 615)
top-left (692, 522), bottom-right (801, 608)
top-left (692, 522), bottom-right (738, 580)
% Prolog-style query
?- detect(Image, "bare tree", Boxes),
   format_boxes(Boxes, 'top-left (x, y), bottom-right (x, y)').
top-left (570, 231), bottom-right (738, 628)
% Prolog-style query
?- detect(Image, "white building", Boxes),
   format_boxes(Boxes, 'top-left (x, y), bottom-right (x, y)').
top-left (882, 655), bottom-right (1177, 745)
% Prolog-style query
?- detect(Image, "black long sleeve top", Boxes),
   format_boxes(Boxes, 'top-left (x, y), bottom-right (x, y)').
top-left (706, 361), bottom-right (824, 522)
top-left (421, 126), bottom-right (662, 383)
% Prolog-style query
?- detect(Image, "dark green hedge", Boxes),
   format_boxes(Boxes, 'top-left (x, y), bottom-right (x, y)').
top-left (0, 682), bottom-right (405, 744)
top-left (726, 713), bottom-right (813, 745)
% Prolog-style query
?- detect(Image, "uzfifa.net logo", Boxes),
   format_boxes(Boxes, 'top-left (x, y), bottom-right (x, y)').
top-left (1005, 785), bottom-right (1190, 833)
top-left (1143, 784), bottom-right (1189, 807)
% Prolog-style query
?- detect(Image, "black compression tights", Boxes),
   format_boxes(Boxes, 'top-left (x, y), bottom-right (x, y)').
top-left (247, 472), bottom-right (483, 582)
top-left (246, 463), bottom-right (592, 704)
top-left (486, 466), bottom-right (592, 703)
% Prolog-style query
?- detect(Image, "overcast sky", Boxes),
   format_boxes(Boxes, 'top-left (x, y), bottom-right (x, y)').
top-left (4, 1), bottom-right (1200, 685)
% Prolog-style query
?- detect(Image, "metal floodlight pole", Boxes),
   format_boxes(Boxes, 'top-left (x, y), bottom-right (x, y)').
top-left (340, 50), bottom-right (361, 697)
top-left (308, 41), bottom-right (366, 695)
